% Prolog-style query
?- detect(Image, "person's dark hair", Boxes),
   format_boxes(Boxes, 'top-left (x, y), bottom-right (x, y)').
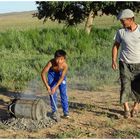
top-left (54, 49), bottom-right (66, 59)
top-left (132, 17), bottom-right (135, 21)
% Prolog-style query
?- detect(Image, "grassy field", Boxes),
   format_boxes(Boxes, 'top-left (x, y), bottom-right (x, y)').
top-left (1, 11), bottom-right (140, 30)
top-left (0, 11), bottom-right (65, 31)
top-left (1, 11), bottom-right (140, 139)
top-left (0, 11), bottom-right (140, 91)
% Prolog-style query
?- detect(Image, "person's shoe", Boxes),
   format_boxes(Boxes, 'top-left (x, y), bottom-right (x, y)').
top-left (63, 113), bottom-right (70, 119)
top-left (131, 109), bottom-right (139, 117)
top-left (51, 111), bottom-right (57, 118)
top-left (124, 110), bottom-right (131, 119)
top-left (51, 112), bottom-right (60, 122)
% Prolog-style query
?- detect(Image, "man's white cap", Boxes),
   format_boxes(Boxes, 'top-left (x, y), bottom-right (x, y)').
top-left (117, 9), bottom-right (134, 20)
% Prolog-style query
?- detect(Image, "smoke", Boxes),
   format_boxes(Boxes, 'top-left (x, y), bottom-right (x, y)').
top-left (18, 76), bottom-right (51, 105)
top-left (7, 76), bottom-right (54, 121)
top-left (21, 77), bottom-right (42, 98)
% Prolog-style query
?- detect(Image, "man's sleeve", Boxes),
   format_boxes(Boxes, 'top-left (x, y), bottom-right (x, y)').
top-left (114, 30), bottom-right (121, 43)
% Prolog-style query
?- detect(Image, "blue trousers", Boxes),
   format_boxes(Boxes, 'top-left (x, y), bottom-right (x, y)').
top-left (48, 69), bottom-right (69, 114)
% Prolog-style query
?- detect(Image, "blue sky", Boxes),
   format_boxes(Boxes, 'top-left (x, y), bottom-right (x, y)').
top-left (0, 1), bottom-right (37, 13)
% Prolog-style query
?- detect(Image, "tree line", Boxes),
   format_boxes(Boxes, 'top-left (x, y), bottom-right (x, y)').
top-left (34, 1), bottom-right (140, 34)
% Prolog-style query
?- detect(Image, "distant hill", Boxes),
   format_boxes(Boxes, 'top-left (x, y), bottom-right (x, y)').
top-left (0, 10), bottom-right (120, 32)
top-left (0, 10), bottom-right (64, 31)
top-left (0, 10), bottom-right (37, 17)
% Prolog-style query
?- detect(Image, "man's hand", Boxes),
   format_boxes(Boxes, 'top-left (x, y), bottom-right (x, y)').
top-left (47, 86), bottom-right (52, 94)
top-left (112, 41), bottom-right (120, 70)
top-left (112, 60), bottom-right (118, 70)
top-left (51, 86), bottom-right (57, 94)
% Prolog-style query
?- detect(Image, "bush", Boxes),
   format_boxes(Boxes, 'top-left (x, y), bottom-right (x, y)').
top-left (0, 26), bottom-right (119, 91)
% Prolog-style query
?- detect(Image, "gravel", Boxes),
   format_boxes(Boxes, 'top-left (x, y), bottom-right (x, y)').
top-left (2, 116), bottom-right (56, 132)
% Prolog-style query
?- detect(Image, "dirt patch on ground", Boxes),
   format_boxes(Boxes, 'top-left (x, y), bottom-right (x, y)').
top-left (0, 86), bottom-right (140, 138)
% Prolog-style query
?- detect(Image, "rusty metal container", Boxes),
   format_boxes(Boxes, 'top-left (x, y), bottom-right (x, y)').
top-left (8, 98), bottom-right (47, 120)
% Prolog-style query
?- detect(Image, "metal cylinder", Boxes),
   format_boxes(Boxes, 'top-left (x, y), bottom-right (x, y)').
top-left (8, 98), bottom-right (47, 120)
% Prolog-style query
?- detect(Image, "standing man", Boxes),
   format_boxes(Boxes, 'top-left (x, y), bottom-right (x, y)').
top-left (112, 9), bottom-right (140, 118)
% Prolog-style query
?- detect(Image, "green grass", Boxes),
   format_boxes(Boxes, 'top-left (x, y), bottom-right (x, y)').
top-left (0, 11), bottom-right (126, 91)
top-left (0, 26), bottom-right (119, 91)
top-left (112, 129), bottom-right (140, 139)
top-left (56, 128), bottom-right (96, 138)
top-left (0, 11), bottom-right (65, 32)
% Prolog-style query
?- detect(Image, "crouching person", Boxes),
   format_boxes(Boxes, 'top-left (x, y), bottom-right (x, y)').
top-left (41, 49), bottom-right (69, 119)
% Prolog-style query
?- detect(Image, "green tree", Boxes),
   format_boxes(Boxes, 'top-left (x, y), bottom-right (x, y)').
top-left (34, 1), bottom-right (140, 34)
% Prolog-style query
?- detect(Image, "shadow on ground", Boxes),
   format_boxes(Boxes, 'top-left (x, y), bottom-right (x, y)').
top-left (0, 87), bottom-right (21, 121)
top-left (0, 86), bottom-right (124, 121)
top-left (69, 101), bottom-right (124, 119)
